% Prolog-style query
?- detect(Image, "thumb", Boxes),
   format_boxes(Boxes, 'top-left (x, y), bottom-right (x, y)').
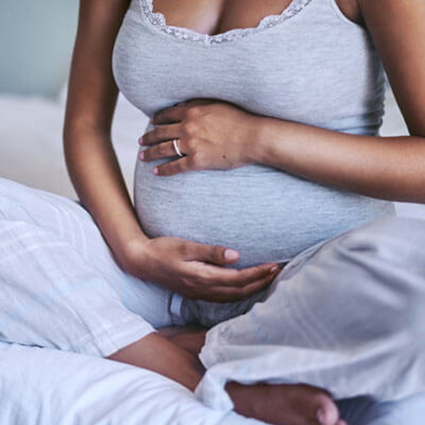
top-left (185, 242), bottom-right (240, 265)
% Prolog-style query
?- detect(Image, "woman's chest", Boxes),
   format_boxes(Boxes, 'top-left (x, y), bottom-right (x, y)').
top-left (112, 0), bottom-right (383, 132)
top-left (152, 0), bottom-right (294, 37)
top-left (151, 0), bottom-right (360, 34)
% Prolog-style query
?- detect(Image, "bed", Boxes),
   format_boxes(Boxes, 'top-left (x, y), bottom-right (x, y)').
top-left (0, 88), bottom-right (424, 424)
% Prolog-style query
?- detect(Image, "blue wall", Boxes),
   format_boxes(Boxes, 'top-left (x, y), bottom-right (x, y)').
top-left (0, 1), bottom-right (78, 98)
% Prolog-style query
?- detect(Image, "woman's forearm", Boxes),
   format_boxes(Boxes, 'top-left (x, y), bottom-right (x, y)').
top-left (62, 0), bottom-right (147, 269)
top-left (250, 117), bottom-right (425, 203)
top-left (64, 124), bottom-right (149, 266)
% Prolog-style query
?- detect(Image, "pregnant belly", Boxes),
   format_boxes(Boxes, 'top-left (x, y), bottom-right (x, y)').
top-left (134, 152), bottom-right (395, 269)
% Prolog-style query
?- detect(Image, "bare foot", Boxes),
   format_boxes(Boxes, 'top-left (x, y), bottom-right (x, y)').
top-left (227, 382), bottom-right (342, 425)
top-left (158, 327), bottom-right (344, 425)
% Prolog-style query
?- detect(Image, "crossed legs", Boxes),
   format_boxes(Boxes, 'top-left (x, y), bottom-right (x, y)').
top-left (3, 179), bottom-right (424, 424)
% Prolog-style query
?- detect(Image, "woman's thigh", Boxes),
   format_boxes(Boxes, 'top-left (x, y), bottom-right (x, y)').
top-left (0, 178), bottom-right (176, 356)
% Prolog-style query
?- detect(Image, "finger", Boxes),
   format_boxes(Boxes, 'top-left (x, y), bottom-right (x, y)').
top-left (188, 261), bottom-right (280, 287)
top-left (200, 271), bottom-right (278, 303)
top-left (182, 242), bottom-right (280, 284)
top-left (141, 140), bottom-right (185, 162)
top-left (226, 263), bottom-right (281, 286)
top-left (183, 242), bottom-right (241, 265)
top-left (140, 123), bottom-right (181, 146)
top-left (154, 157), bottom-right (192, 176)
top-left (152, 105), bottom-right (186, 125)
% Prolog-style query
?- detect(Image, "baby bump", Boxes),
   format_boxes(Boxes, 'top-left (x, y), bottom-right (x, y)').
top-left (134, 156), bottom-right (395, 269)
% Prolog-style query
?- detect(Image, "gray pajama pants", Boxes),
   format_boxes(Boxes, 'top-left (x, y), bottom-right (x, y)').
top-left (0, 177), bottom-right (424, 423)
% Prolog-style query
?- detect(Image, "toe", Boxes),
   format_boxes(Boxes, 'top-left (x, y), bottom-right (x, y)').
top-left (313, 393), bottom-right (340, 425)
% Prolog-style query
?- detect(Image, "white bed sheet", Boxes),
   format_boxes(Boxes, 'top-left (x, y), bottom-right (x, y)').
top-left (0, 343), bottom-right (263, 425)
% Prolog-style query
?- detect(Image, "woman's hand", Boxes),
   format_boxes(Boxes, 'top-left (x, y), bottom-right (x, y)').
top-left (138, 99), bottom-right (263, 176)
top-left (123, 235), bottom-right (281, 303)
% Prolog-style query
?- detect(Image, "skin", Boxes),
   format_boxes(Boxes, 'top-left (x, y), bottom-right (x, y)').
top-left (62, 0), bottom-right (423, 423)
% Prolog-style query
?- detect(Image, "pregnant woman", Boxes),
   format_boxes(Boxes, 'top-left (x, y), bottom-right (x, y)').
top-left (1, 0), bottom-right (425, 424)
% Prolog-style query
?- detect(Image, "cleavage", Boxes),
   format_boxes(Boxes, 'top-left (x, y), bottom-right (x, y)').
top-left (151, 0), bottom-right (294, 37)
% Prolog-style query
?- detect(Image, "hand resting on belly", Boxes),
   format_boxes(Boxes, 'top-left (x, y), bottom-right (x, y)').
top-left (139, 98), bottom-right (262, 176)
top-left (123, 234), bottom-right (282, 303)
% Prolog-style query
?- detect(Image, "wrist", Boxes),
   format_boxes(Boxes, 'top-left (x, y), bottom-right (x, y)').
top-left (245, 116), bottom-right (274, 166)
top-left (115, 234), bottom-right (151, 271)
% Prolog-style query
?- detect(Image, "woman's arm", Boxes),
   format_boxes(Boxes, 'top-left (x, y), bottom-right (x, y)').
top-left (63, 0), bottom-right (146, 269)
top-left (142, 0), bottom-right (425, 204)
top-left (249, 0), bottom-right (425, 203)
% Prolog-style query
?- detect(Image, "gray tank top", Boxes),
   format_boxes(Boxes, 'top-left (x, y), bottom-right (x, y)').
top-left (112, 0), bottom-right (395, 269)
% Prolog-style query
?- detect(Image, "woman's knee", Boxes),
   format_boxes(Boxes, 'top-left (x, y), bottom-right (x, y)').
top-left (0, 274), bottom-right (156, 358)
top-left (337, 216), bottom-right (425, 284)
top-left (275, 216), bottom-right (425, 343)
top-left (338, 216), bottom-right (425, 339)
top-left (341, 216), bottom-right (425, 260)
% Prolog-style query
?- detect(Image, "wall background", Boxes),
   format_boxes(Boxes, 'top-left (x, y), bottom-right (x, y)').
top-left (0, 0), bottom-right (78, 98)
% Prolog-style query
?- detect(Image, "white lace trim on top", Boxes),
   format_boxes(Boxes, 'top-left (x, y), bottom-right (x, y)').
top-left (139, 0), bottom-right (313, 44)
